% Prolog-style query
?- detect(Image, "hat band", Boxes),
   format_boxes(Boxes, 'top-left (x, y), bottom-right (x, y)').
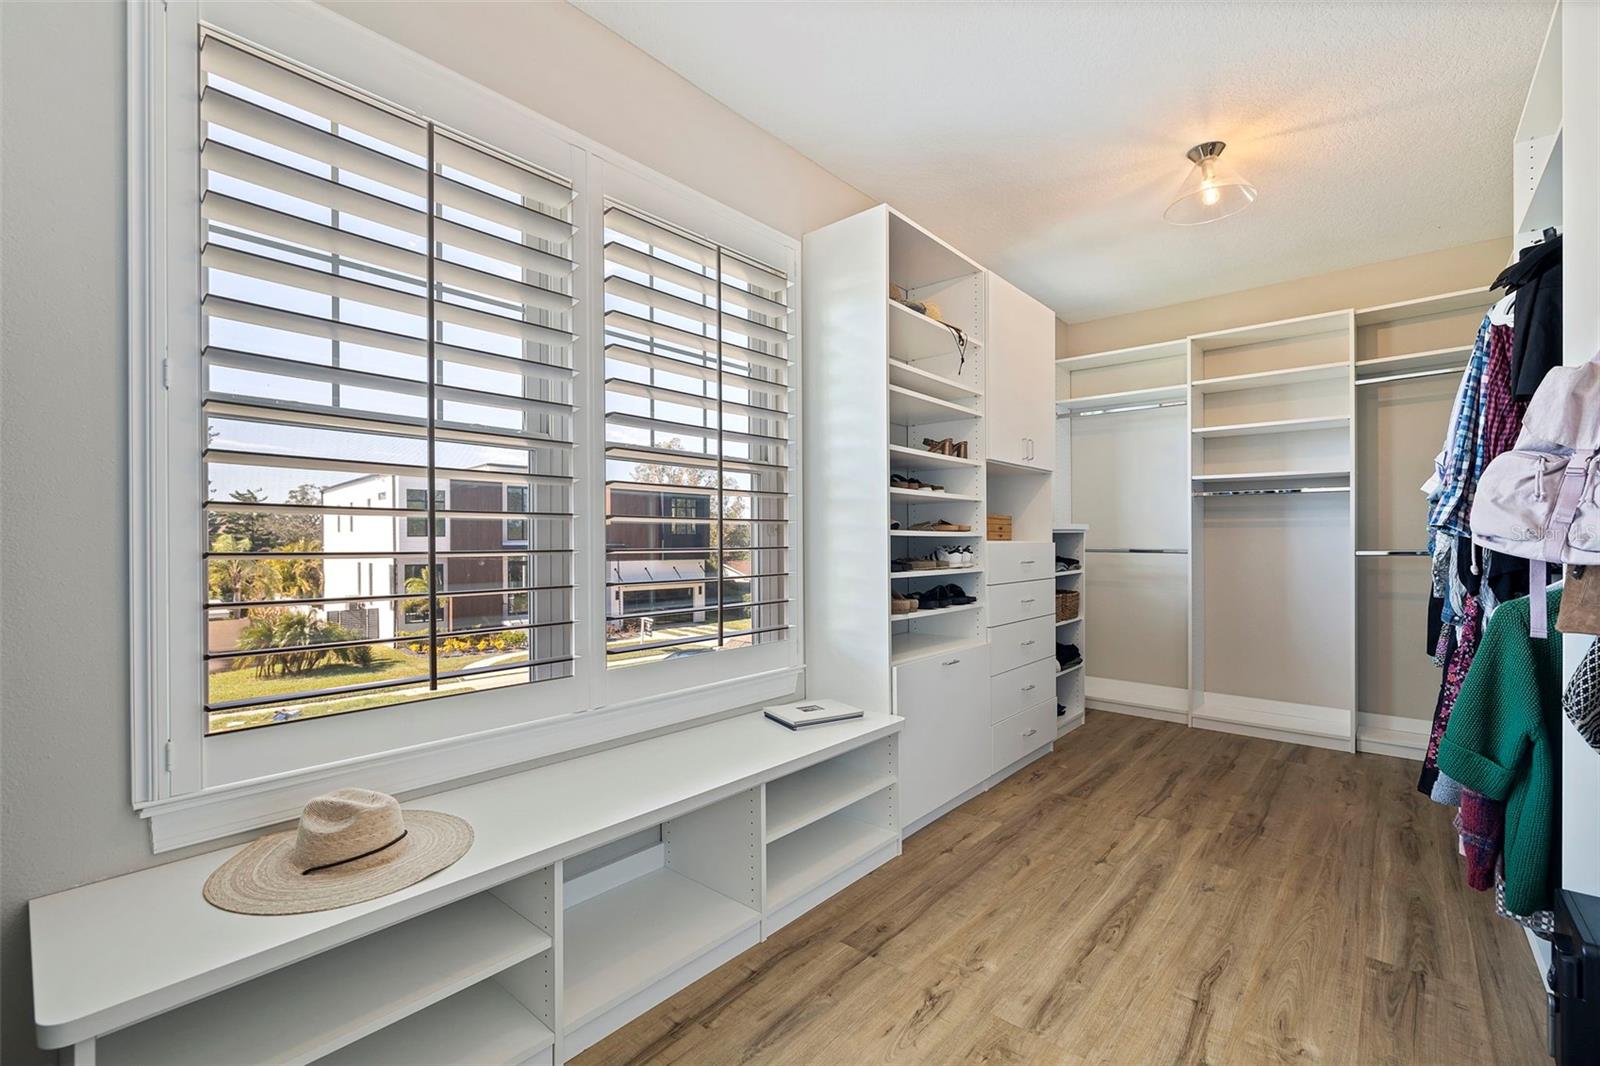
top-left (301, 829), bottom-right (408, 876)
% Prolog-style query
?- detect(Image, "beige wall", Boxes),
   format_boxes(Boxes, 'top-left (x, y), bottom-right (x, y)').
top-left (0, 4), bottom-right (865, 1063)
top-left (318, 1), bottom-right (872, 238)
top-left (1058, 237), bottom-right (1511, 357)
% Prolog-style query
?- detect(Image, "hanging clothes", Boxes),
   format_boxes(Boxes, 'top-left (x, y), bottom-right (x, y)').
top-left (1435, 587), bottom-right (1564, 916)
top-left (1419, 591), bottom-right (1482, 796)
top-left (1490, 232), bottom-right (1563, 401)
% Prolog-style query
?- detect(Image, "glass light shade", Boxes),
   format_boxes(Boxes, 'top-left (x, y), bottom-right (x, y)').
top-left (1164, 141), bottom-right (1257, 225)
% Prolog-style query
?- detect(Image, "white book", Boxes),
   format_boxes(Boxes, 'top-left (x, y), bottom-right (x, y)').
top-left (763, 699), bottom-right (865, 730)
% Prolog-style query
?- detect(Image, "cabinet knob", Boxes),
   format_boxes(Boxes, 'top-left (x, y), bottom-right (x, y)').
top-left (1021, 684), bottom-right (1036, 692)
top-left (941, 658), bottom-right (961, 666)
top-left (1021, 639), bottom-right (1036, 647)
top-left (1020, 597), bottom-right (1036, 604)
top-left (1023, 728), bottom-right (1038, 738)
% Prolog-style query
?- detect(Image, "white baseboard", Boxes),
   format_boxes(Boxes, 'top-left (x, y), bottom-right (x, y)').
top-left (1355, 713), bottom-right (1429, 761)
top-left (1084, 677), bottom-right (1189, 724)
top-left (1193, 692), bottom-right (1351, 742)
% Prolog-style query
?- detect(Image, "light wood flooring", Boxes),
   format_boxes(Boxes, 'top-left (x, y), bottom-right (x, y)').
top-left (577, 711), bottom-right (1547, 1066)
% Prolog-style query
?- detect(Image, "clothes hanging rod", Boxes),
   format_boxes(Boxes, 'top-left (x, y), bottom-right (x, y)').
top-left (1355, 549), bottom-right (1430, 557)
top-left (1355, 365), bottom-right (1465, 386)
top-left (1193, 486), bottom-right (1351, 497)
top-left (1084, 547), bottom-right (1189, 554)
top-left (1061, 399), bottom-right (1187, 419)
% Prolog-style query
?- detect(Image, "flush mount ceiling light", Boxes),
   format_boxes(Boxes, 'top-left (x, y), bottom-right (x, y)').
top-left (1164, 141), bottom-right (1257, 226)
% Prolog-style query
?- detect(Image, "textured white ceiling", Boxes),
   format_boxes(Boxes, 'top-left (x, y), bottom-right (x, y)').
top-left (573, 1), bottom-right (1550, 321)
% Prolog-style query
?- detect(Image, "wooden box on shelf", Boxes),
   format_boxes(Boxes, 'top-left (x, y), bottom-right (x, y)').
top-left (987, 514), bottom-right (1013, 541)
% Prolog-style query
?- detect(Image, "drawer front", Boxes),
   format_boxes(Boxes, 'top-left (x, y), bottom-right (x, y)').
top-left (993, 700), bottom-right (1055, 772)
top-left (987, 614), bottom-right (1055, 675)
top-left (893, 644), bottom-right (992, 825)
top-left (989, 657), bottom-right (1057, 724)
top-left (986, 541), bottom-right (1055, 585)
top-left (987, 578), bottom-right (1054, 627)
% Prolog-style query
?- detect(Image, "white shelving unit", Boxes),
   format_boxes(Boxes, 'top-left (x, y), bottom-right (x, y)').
top-left (1054, 526), bottom-right (1087, 735)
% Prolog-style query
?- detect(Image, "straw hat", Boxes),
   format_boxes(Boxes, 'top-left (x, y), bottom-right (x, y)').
top-left (203, 788), bottom-right (473, 915)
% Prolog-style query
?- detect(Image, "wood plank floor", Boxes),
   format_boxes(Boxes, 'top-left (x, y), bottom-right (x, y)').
top-left (576, 711), bottom-right (1548, 1066)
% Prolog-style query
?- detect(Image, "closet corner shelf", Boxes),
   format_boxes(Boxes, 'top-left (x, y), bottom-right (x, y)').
top-left (1056, 662), bottom-right (1084, 678)
top-left (1055, 338), bottom-right (1187, 372)
top-left (890, 528), bottom-right (983, 539)
top-left (890, 566), bottom-right (984, 581)
top-left (1190, 361), bottom-right (1349, 394)
top-left (889, 384), bottom-right (981, 426)
top-left (889, 358), bottom-right (982, 402)
top-left (1190, 469), bottom-right (1350, 484)
top-left (1056, 615), bottom-right (1083, 627)
top-left (889, 486), bottom-right (980, 504)
top-left (1191, 415), bottom-right (1349, 439)
top-left (888, 443), bottom-right (983, 470)
top-left (1354, 345), bottom-right (1472, 378)
top-left (1056, 383), bottom-right (1186, 412)
top-left (1353, 287), bottom-right (1492, 326)
top-left (890, 632), bottom-right (986, 667)
top-left (888, 299), bottom-right (982, 363)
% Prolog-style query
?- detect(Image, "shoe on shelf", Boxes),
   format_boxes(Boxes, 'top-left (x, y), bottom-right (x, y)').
top-left (891, 473), bottom-right (923, 490)
top-left (916, 586), bottom-right (951, 611)
top-left (940, 583), bottom-right (977, 606)
top-left (934, 545), bottom-right (955, 567)
top-left (910, 519), bottom-right (971, 532)
top-left (907, 556), bottom-right (939, 570)
top-left (891, 592), bottom-right (919, 615)
top-left (1057, 703), bottom-right (1067, 717)
top-left (958, 545), bottom-right (976, 568)
top-left (1056, 642), bottom-right (1082, 669)
top-left (890, 520), bottom-right (902, 530)
top-left (922, 437), bottom-right (954, 455)
top-left (891, 558), bottom-right (911, 572)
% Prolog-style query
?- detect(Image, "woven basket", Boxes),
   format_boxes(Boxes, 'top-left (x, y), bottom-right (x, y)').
top-left (1056, 589), bottom-right (1080, 621)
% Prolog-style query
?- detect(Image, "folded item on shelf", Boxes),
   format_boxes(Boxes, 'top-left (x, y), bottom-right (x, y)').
top-left (911, 519), bottom-right (971, 531)
top-left (1056, 642), bottom-right (1082, 669)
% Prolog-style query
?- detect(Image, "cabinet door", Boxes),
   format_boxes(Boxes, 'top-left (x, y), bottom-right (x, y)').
top-left (892, 644), bottom-right (991, 826)
top-left (987, 274), bottom-right (1056, 471)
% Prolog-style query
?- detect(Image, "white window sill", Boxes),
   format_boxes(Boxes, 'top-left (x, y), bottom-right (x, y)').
top-left (138, 666), bottom-right (802, 853)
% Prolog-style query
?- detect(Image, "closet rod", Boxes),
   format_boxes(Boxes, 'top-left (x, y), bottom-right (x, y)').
top-left (1355, 365), bottom-right (1465, 386)
top-left (1355, 549), bottom-right (1430, 557)
top-left (1084, 547), bottom-right (1188, 554)
top-left (1062, 399), bottom-right (1187, 419)
top-left (1193, 486), bottom-right (1351, 497)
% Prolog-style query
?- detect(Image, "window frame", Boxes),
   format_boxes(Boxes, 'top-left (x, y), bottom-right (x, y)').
top-left (130, 0), bottom-right (803, 851)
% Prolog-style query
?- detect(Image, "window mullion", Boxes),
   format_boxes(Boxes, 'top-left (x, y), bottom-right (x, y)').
top-left (424, 121), bottom-right (440, 692)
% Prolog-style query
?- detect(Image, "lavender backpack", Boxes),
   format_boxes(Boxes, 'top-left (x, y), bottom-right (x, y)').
top-left (1469, 350), bottom-right (1600, 636)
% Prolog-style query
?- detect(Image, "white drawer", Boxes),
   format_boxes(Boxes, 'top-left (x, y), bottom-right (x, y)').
top-left (987, 614), bottom-right (1055, 675)
top-left (992, 700), bottom-right (1054, 772)
top-left (989, 658), bottom-right (1057, 724)
top-left (986, 541), bottom-right (1054, 585)
top-left (987, 577), bottom-right (1054, 627)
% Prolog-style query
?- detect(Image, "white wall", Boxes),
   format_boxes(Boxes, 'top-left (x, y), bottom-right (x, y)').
top-left (0, 4), bottom-right (867, 1061)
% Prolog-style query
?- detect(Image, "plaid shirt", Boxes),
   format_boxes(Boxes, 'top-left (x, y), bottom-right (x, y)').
top-left (1426, 315), bottom-right (1493, 540)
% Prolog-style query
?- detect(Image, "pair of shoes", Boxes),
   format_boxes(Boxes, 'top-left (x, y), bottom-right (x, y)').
top-left (891, 558), bottom-right (911, 572)
top-left (891, 473), bottom-right (944, 492)
top-left (1055, 556), bottom-right (1080, 572)
top-left (1057, 703), bottom-right (1067, 717)
top-left (898, 555), bottom-right (939, 570)
top-left (935, 545), bottom-right (975, 568)
top-left (918, 584), bottom-right (977, 610)
top-left (910, 518), bottom-right (971, 532)
top-left (891, 592), bottom-right (919, 615)
top-left (921, 437), bottom-right (970, 459)
top-left (1056, 643), bottom-right (1082, 669)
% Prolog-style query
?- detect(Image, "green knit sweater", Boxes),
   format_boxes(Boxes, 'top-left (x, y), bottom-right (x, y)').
top-left (1437, 587), bottom-right (1563, 915)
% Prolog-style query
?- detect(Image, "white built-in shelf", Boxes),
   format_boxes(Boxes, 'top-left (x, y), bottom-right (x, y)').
top-left (766, 810), bottom-right (898, 911)
top-left (890, 566), bottom-right (984, 580)
top-left (1056, 383), bottom-right (1187, 411)
top-left (1191, 415), bottom-right (1350, 439)
top-left (1517, 127), bottom-right (1563, 238)
top-left (889, 208), bottom-right (983, 291)
top-left (765, 763), bottom-right (896, 843)
top-left (563, 868), bottom-right (758, 1032)
top-left (888, 299), bottom-right (982, 363)
top-left (889, 358), bottom-right (982, 402)
top-left (891, 528), bottom-right (981, 538)
top-left (318, 981), bottom-right (554, 1066)
top-left (904, 601), bottom-right (983, 619)
top-left (890, 486), bottom-right (980, 504)
top-left (1190, 309), bottom-right (1351, 352)
top-left (888, 443), bottom-right (982, 470)
top-left (1191, 361), bottom-right (1349, 394)
top-left (1057, 615), bottom-right (1083, 627)
top-left (889, 384), bottom-right (980, 425)
top-left (1056, 662), bottom-right (1084, 678)
top-left (1191, 468), bottom-right (1351, 484)
top-left (1056, 569), bottom-right (1083, 577)
top-left (1354, 346), bottom-right (1473, 378)
top-left (891, 632), bottom-right (986, 667)
top-left (1054, 338), bottom-right (1187, 372)
top-left (97, 894), bottom-right (551, 1066)
top-left (1354, 288), bottom-right (1492, 326)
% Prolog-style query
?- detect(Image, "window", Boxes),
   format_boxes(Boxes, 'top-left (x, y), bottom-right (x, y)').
top-left (505, 484), bottom-right (529, 543)
top-left (198, 29), bottom-right (577, 734)
top-left (601, 206), bottom-right (793, 667)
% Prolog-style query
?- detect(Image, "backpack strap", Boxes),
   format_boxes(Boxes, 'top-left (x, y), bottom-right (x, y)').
top-left (1530, 559), bottom-right (1549, 639)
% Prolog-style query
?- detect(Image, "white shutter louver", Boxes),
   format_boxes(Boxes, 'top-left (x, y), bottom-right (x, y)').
top-left (601, 205), bottom-right (793, 664)
top-left (199, 30), bottom-right (578, 732)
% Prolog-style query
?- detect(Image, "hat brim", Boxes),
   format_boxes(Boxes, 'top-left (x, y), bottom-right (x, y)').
top-left (203, 810), bottom-right (473, 916)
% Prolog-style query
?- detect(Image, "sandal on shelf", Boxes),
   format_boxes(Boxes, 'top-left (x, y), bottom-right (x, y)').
top-left (891, 592), bottom-right (919, 615)
top-left (910, 519), bottom-right (972, 532)
top-left (891, 558), bottom-right (911, 572)
top-left (953, 441), bottom-right (969, 458)
top-left (890, 473), bottom-right (925, 490)
top-left (907, 556), bottom-right (939, 570)
top-left (922, 437), bottom-right (955, 455)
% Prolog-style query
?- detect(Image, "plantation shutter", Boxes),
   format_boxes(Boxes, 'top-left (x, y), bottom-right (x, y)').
top-left (199, 29), bottom-right (578, 732)
top-left (601, 205), bottom-right (793, 664)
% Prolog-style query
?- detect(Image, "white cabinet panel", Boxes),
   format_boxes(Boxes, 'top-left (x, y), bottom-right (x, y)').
top-left (989, 658), bottom-right (1056, 724)
top-left (987, 578), bottom-right (1054, 627)
top-left (986, 540), bottom-right (1054, 584)
top-left (992, 701), bottom-right (1055, 772)
top-left (985, 274), bottom-right (1055, 471)
top-left (987, 615), bottom-right (1055, 676)
top-left (892, 645), bottom-right (991, 825)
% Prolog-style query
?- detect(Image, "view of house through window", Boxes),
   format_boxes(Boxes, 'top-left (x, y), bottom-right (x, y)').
top-left (198, 30), bottom-right (578, 733)
top-left (601, 206), bottom-right (793, 666)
